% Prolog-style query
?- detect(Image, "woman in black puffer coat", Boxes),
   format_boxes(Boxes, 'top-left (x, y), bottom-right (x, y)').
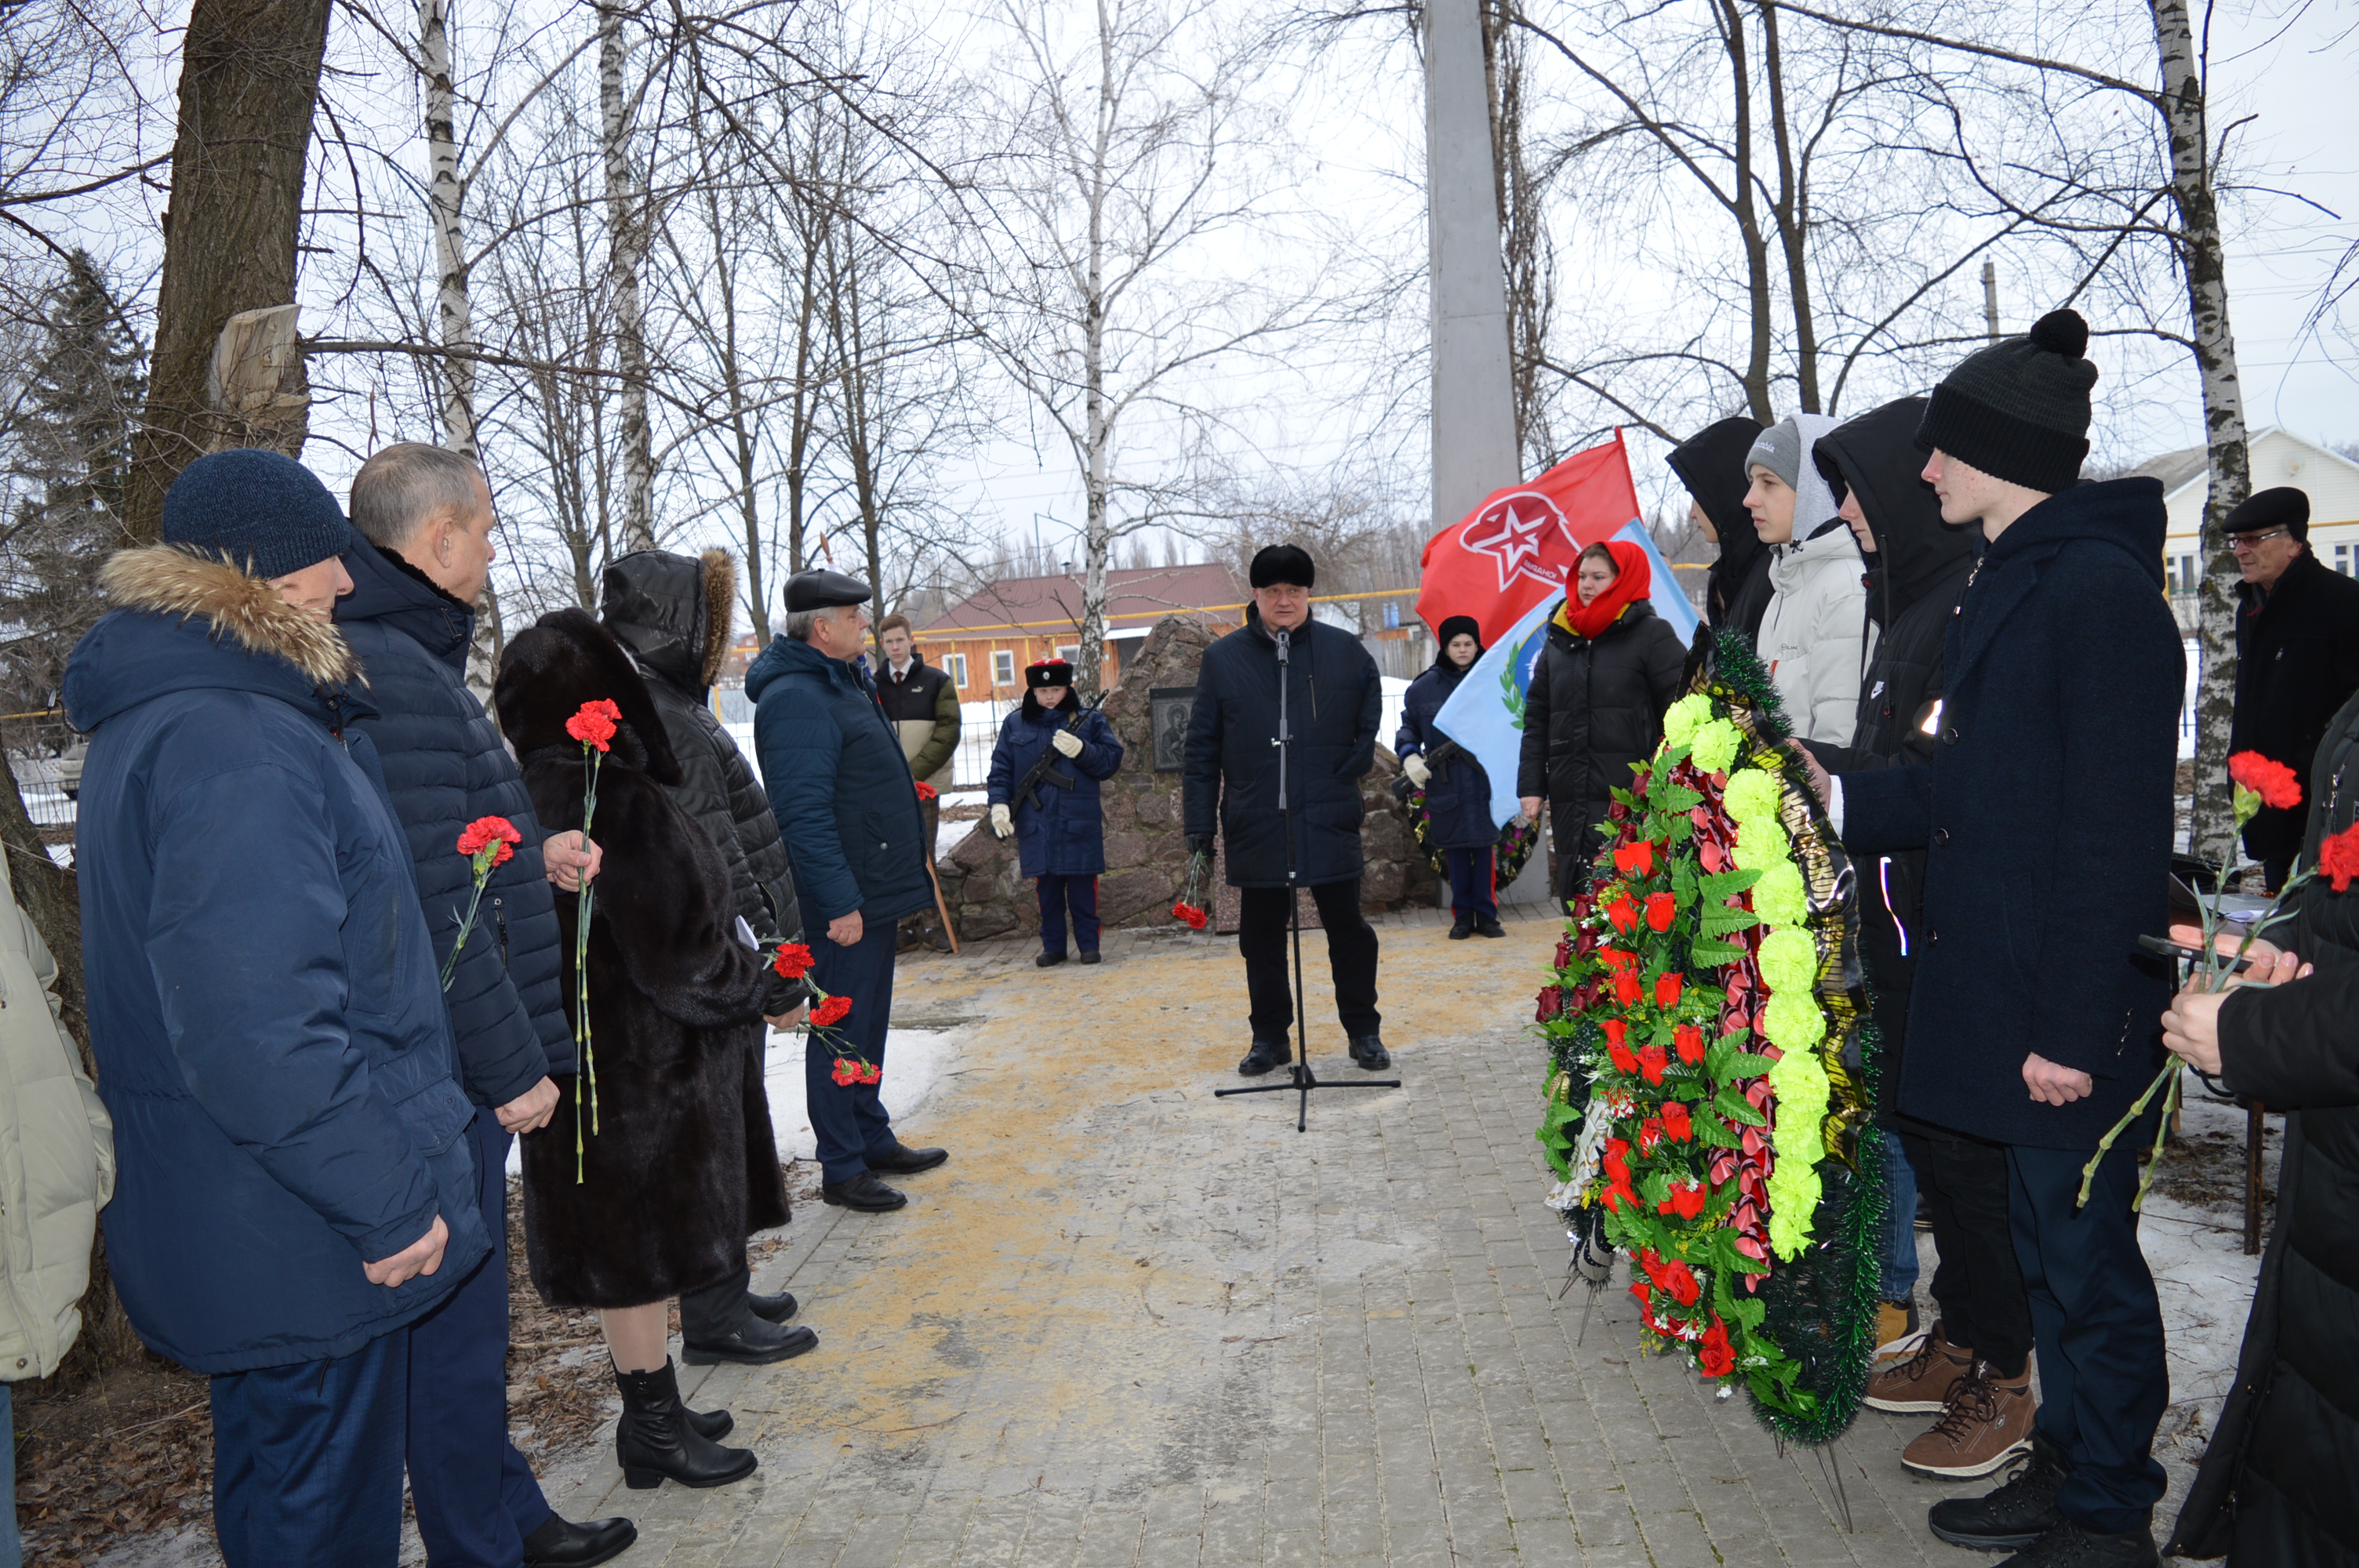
top-left (1516, 540), bottom-right (1688, 902)
top-left (1397, 615), bottom-right (1503, 939)
top-left (2163, 689), bottom-right (2359, 1566)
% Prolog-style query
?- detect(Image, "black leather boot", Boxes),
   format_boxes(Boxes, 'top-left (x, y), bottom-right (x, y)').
top-left (1238, 1040), bottom-right (1289, 1076)
top-left (681, 1267), bottom-right (820, 1367)
top-left (1349, 1034), bottom-right (1392, 1070)
top-left (521, 1513), bottom-right (638, 1567)
top-left (612, 1359), bottom-right (757, 1490)
top-left (1929, 1432), bottom-right (2070, 1550)
top-left (747, 1287), bottom-right (799, 1323)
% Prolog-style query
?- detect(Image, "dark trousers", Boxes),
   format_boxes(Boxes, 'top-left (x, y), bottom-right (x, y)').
top-left (1037, 873), bottom-right (1100, 954)
top-left (809, 911), bottom-right (900, 1184)
top-left (407, 1113), bottom-right (552, 1566)
top-left (1239, 880), bottom-right (1380, 1043)
top-left (1903, 1127), bottom-right (2034, 1375)
top-left (210, 1327), bottom-right (406, 1568)
top-left (1444, 847), bottom-right (1496, 920)
top-left (2008, 1138), bottom-right (2169, 1534)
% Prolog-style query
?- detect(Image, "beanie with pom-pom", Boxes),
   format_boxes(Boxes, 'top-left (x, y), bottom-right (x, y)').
top-left (1914, 307), bottom-right (2098, 493)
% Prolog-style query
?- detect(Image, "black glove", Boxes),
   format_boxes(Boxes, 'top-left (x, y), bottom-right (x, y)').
top-left (763, 969), bottom-right (810, 1018)
top-left (1187, 833), bottom-right (1214, 857)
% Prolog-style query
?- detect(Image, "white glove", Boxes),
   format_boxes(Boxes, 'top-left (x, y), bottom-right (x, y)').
top-left (1051, 728), bottom-right (1083, 758)
top-left (990, 803), bottom-right (1013, 840)
top-left (1402, 753), bottom-right (1431, 787)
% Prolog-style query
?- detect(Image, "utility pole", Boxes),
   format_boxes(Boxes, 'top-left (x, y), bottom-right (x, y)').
top-left (1425, 0), bottom-right (1521, 536)
top-left (1982, 258), bottom-right (2001, 343)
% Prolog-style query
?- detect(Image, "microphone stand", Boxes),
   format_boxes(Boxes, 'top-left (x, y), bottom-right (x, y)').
top-left (1216, 622), bottom-right (1399, 1130)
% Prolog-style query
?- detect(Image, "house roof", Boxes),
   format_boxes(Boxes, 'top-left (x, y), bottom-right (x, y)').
top-left (2124, 427), bottom-right (2359, 502)
top-left (921, 564), bottom-right (1254, 638)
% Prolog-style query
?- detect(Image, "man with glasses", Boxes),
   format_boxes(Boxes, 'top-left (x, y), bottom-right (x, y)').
top-left (2224, 487), bottom-right (2359, 891)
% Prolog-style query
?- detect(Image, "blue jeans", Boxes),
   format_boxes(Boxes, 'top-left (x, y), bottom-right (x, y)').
top-left (1881, 1129), bottom-right (1921, 1302)
top-left (3, 1381), bottom-right (20, 1568)
top-left (210, 1329), bottom-right (408, 1568)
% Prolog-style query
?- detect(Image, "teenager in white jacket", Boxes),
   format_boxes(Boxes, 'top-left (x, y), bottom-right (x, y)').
top-left (1745, 412), bottom-right (1874, 746)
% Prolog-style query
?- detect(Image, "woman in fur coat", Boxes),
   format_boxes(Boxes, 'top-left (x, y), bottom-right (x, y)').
top-left (494, 608), bottom-right (787, 1493)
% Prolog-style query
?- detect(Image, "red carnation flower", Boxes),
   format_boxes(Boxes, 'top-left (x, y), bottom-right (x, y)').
top-left (1645, 891), bottom-right (1676, 932)
top-left (772, 942), bottom-right (816, 979)
top-left (1655, 971), bottom-right (1682, 1008)
top-left (1613, 839), bottom-right (1656, 877)
top-left (456, 815), bottom-right (522, 866)
top-left (1607, 894), bottom-right (1638, 934)
top-left (830, 1057), bottom-right (861, 1087)
top-left (2320, 822), bottom-right (2359, 892)
top-left (1674, 1024), bottom-right (1706, 1064)
top-left (857, 1062), bottom-right (881, 1085)
top-left (1612, 971), bottom-right (1643, 1006)
top-left (1637, 1044), bottom-right (1669, 1086)
top-left (915, 780), bottom-right (938, 801)
top-left (566, 698), bottom-right (622, 752)
top-left (811, 995), bottom-right (852, 1028)
top-left (1699, 1319), bottom-right (1736, 1377)
top-left (2229, 750), bottom-right (2303, 811)
top-left (1661, 1101), bottom-right (1692, 1142)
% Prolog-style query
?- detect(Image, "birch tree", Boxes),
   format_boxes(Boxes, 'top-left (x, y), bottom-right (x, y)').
top-left (599, 0), bottom-right (655, 553)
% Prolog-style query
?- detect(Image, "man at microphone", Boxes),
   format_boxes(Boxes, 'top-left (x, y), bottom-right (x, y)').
top-left (1183, 544), bottom-right (1390, 1074)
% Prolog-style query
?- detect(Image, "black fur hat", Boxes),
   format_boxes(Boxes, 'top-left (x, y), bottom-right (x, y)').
top-left (494, 607), bottom-right (685, 786)
top-left (1025, 656), bottom-right (1074, 689)
top-left (1249, 543), bottom-right (1316, 590)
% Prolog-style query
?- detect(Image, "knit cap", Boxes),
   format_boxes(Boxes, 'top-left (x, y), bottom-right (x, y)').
top-left (162, 448), bottom-right (353, 578)
top-left (1914, 309), bottom-right (2099, 493)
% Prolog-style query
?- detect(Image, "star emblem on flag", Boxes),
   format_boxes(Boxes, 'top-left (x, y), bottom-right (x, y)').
top-left (1460, 492), bottom-right (1571, 592)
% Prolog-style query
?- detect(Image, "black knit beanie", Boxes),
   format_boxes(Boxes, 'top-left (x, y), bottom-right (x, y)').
top-left (162, 448), bottom-right (353, 578)
top-left (1914, 309), bottom-right (2099, 494)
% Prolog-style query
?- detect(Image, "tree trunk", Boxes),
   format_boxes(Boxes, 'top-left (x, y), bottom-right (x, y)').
top-left (121, 0), bottom-right (333, 543)
top-left (1715, 0), bottom-right (1776, 424)
top-left (421, 0), bottom-right (503, 710)
top-left (599, 2), bottom-right (654, 554)
top-left (1758, 0), bottom-right (1821, 414)
top-left (2153, 0), bottom-right (2248, 871)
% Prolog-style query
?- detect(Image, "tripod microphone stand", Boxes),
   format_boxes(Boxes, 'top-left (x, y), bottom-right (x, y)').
top-left (1216, 623), bottom-right (1400, 1131)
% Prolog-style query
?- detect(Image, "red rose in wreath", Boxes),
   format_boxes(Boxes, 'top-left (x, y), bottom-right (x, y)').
top-left (1644, 891), bottom-right (1676, 932)
top-left (1674, 1023), bottom-right (1706, 1064)
top-left (1699, 1319), bottom-right (1736, 1377)
top-left (1654, 971), bottom-right (1682, 1007)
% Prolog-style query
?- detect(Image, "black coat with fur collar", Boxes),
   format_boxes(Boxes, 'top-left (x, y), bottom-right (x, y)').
top-left (494, 608), bottom-right (787, 1307)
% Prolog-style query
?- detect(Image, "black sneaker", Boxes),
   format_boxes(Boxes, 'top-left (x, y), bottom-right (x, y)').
top-left (1993, 1520), bottom-right (2157, 1568)
top-left (1474, 916), bottom-right (1507, 938)
top-left (1448, 916), bottom-right (1474, 940)
top-left (1929, 1434), bottom-right (2070, 1552)
top-left (1238, 1040), bottom-right (1288, 1076)
top-left (1078, 950), bottom-right (1102, 964)
top-left (1036, 951), bottom-right (1067, 968)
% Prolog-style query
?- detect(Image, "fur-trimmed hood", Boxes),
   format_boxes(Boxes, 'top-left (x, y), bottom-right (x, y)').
top-left (494, 607), bottom-right (685, 786)
top-left (64, 546), bottom-right (366, 735)
top-left (600, 547), bottom-right (736, 696)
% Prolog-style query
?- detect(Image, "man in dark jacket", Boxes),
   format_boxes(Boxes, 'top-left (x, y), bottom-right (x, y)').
top-left (1667, 415), bottom-right (1772, 639)
top-left (1811, 403), bottom-right (2038, 1486)
top-left (600, 546), bottom-right (817, 1367)
top-left (1183, 544), bottom-right (1389, 1073)
top-left (749, 570), bottom-right (948, 1214)
top-left (1808, 312), bottom-right (2183, 1568)
top-left (2224, 485), bottom-right (2359, 890)
top-left (874, 612), bottom-right (958, 950)
top-left (65, 449), bottom-right (490, 1566)
top-left (340, 444), bottom-right (634, 1568)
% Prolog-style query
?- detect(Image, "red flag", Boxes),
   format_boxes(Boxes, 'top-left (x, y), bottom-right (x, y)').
top-left (1414, 430), bottom-right (1643, 645)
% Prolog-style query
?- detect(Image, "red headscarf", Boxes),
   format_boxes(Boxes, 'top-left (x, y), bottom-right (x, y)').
top-left (1558, 539), bottom-right (1652, 639)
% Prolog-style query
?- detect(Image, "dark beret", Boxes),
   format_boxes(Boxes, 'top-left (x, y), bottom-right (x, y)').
top-left (1250, 543), bottom-right (1316, 590)
top-left (1026, 658), bottom-right (1074, 688)
top-left (2223, 486), bottom-right (2309, 539)
top-left (783, 568), bottom-right (873, 612)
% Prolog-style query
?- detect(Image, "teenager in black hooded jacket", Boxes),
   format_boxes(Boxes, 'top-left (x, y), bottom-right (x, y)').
top-left (1811, 397), bottom-right (2037, 1486)
top-left (1667, 416), bottom-right (1772, 639)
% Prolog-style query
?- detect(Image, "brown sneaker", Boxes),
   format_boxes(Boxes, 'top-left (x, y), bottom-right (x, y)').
top-left (1863, 1324), bottom-right (1973, 1414)
top-left (1902, 1360), bottom-right (2035, 1479)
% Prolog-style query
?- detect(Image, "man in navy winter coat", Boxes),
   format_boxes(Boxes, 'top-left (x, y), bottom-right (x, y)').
top-left (1183, 544), bottom-right (1390, 1073)
top-left (1801, 313), bottom-right (2183, 1568)
top-left (749, 570), bottom-right (949, 1214)
top-left (65, 449), bottom-right (489, 1567)
top-left (340, 444), bottom-right (634, 1568)
top-left (986, 657), bottom-right (1125, 964)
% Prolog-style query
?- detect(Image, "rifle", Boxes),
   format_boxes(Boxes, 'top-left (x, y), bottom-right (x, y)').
top-left (1013, 691), bottom-right (1105, 811)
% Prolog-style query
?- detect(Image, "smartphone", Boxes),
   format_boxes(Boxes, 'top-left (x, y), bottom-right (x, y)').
top-left (2139, 934), bottom-right (2255, 975)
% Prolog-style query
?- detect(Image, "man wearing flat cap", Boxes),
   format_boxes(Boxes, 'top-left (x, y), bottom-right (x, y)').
top-left (2223, 485), bottom-right (2359, 890)
top-left (1183, 543), bottom-right (1390, 1074)
top-left (747, 570), bottom-right (949, 1213)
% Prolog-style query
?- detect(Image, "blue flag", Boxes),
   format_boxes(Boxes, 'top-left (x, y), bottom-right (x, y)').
top-left (1430, 519), bottom-right (1699, 829)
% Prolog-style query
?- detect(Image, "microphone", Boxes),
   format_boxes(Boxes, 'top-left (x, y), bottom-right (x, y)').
top-left (1274, 626), bottom-right (1291, 665)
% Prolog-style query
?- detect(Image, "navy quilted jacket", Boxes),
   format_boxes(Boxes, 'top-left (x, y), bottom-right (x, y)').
top-left (336, 541), bottom-right (572, 1107)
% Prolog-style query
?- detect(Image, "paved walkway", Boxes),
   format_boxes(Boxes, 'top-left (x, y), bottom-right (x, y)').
top-left (535, 906), bottom-right (2225, 1568)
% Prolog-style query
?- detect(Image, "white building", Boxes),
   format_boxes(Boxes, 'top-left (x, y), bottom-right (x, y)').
top-left (2139, 427), bottom-right (2359, 593)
